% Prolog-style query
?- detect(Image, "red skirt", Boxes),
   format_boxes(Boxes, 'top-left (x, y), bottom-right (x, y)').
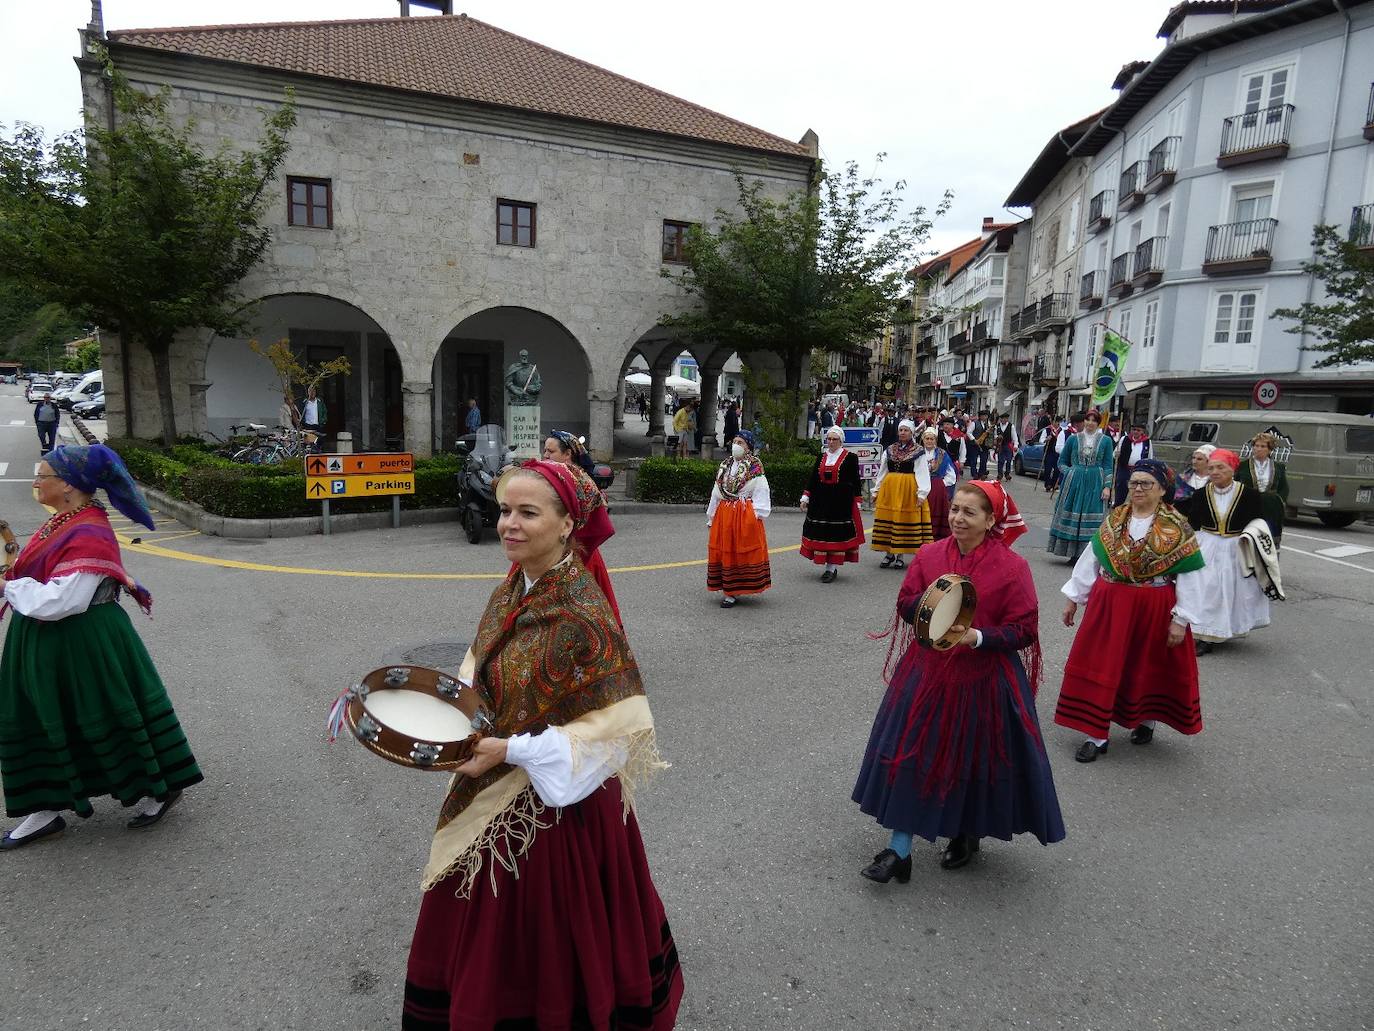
top-left (403, 778), bottom-right (683, 1031)
top-left (926, 485), bottom-right (951, 541)
top-left (1054, 579), bottom-right (1202, 738)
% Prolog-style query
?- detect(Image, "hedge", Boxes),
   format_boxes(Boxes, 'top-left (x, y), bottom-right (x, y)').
top-left (104, 438), bottom-right (463, 520)
top-left (635, 453), bottom-right (817, 507)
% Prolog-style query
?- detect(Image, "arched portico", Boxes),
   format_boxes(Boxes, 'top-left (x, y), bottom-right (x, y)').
top-left (199, 293), bottom-right (404, 449)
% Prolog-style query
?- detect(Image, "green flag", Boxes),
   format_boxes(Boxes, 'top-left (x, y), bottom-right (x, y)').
top-left (1091, 328), bottom-right (1132, 408)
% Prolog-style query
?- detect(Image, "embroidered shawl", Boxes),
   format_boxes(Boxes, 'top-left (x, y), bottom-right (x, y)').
top-left (887, 440), bottom-right (919, 464)
top-left (423, 558), bottom-right (660, 895)
top-left (5, 505), bottom-right (151, 614)
top-left (716, 455), bottom-right (764, 499)
top-left (1092, 503), bottom-right (1204, 582)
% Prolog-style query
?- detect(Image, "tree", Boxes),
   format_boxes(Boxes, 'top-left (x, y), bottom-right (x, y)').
top-left (662, 158), bottom-right (949, 449)
top-left (58, 337), bottom-right (102, 373)
top-left (0, 53), bottom-right (295, 442)
top-left (1272, 223), bottom-right (1374, 367)
top-left (249, 337), bottom-right (352, 419)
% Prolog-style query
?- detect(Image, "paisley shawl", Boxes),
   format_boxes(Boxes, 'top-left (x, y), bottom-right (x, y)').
top-left (1091, 502), bottom-right (1204, 582)
top-left (887, 440), bottom-right (919, 464)
top-left (4, 504), bottom-right (151, 614)
top-left (424, 558), bottom-right (660, 895)
top-left (716, 456), bottom-right (764, 499)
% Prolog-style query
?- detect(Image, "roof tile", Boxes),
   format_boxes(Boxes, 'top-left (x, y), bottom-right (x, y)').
top-left (107, 14), bottom-right (811, 158)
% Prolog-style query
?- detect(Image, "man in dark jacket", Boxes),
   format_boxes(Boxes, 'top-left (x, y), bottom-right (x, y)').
top-left (34, 393), bottom-right (60, 452)
top-left (723, 402), bottom-right (740, 445)
top-left (870, 402), bottom-right (898, 449)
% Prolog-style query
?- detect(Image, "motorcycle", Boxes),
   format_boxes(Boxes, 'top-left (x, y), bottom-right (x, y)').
top-left (456, 425), bottom-right (515, 544)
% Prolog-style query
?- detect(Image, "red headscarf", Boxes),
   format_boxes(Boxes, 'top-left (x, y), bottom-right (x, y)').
top-left (960, 479), bottom-right (1027, 546)
top-left (1211, 448), bottom-right (1241, 471)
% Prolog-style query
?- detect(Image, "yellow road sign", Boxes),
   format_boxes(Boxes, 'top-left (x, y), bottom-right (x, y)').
top-left (306, 474), bottom-right (415, 499)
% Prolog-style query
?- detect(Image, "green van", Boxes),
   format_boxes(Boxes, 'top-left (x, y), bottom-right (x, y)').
top-left (1153, 409), bottom-right (1374, 528)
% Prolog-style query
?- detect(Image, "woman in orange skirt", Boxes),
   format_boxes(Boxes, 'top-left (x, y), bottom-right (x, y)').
top-left (707, 430), bottom-right (771, 609)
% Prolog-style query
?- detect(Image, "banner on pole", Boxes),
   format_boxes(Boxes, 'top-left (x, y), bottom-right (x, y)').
top-left (1091, 328), bottom-right (1132, 408)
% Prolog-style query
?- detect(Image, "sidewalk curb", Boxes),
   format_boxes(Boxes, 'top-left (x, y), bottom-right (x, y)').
top-left (139, 485), bottom-right (463, 539)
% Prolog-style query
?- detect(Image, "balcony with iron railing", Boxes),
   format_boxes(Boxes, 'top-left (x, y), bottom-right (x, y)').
top-left (1203, 218), bottom-right (1277, 275)
top-left (949, 329), bottom-right (969, 353)
top-left (1145, 136), bottom-right (1181, 192)
top-left (1219, 104), bottom-right (1294, 168)
top-left (1032, 293), bottom-right (1072, 332)
top-left (1032, 351), bottom-right (1061, 386)
top-left (1366, 83), bottom-right (1374, 141)
top-left (1088, 190), bottom-right (1114, 233)
top-left (1079, 270), bottom-right (1103, 309)
top-left (1351, 204), bottom-right (1374, 250)
top-left (970, 315), bottom-right (1002, 346)
top-left (1132, 236), bottom-right (1167, 287)
top-left (1108, 252), bottom-right (1134, 298)
top-left (1118, 161), bottom-right (1146, 211)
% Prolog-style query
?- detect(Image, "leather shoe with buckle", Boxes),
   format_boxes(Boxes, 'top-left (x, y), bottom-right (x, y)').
top-left (860, 848), bottom-right (911, 884)
top-left (939, 835), bottom-right (979, 870)
top-left (1, 814), bottom-right (66, 851)
top-left (1130, 725), bottom-right (1155, 745)
top-left (127, 791), bottom-right (183, 830)
top-left (1074, 739), bottom-right (1108, 763)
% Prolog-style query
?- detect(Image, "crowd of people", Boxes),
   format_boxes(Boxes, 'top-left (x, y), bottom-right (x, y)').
top-left (0, 403), bottom-right (1290, 1029)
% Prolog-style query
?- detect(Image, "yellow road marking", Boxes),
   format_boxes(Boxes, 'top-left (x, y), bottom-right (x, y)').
top-left (115, 532), bottom-right (800, 579)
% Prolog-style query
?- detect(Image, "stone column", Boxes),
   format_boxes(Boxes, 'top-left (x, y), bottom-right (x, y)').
top-left (402, 380), bottom-right (434, 458)
top-left (588, 388), bottom-right (616, 462)
top-left (187, 380), bottom-right (212, 438)
top-left (614, 376), bottom-right (627, 429)
top-left (697, 373), bottom-right (719, 459)
top-left (648, 370), bottom-right (667, 437)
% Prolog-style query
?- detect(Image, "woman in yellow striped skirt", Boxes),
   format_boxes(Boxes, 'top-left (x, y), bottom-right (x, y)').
top-left (871, 420), bottom-right (933, 569)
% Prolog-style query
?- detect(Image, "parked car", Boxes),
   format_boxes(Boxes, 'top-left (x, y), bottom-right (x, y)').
top-left (1013, 426), bottom-right (1058, 479)
top-left (73, 392), bottom-right (105, 419)
top-left (55, 370), bottom-right (103, 410)
top-left (25, 380), bottom-right (53, 403)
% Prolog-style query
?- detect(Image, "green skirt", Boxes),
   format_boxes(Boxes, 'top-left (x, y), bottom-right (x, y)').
top-left (0, 602), bottom-right (203, 819)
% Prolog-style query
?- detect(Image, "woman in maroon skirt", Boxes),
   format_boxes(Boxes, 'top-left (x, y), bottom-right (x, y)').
top-left (1055, 459), bottom-right (1206, 763)
top-left (404, 460), bottom-right (682, 1030)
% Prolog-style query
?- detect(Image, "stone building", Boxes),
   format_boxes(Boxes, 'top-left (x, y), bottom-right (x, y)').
top-left (79, 8), bottom-right (816, 456)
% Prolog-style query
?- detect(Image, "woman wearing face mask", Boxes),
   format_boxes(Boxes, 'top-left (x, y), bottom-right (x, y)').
top-left (1184, 449), bottom-right (1271, 655)
top-left (1236, 433), bottom-right (1289, 546)
top-left (854, 480), bottom-right (1064, 882)
top-left (1172, 444), bottom-right (1216, 505)
top-left (706, 432), bottom-right (772, 608)
top-left (870, 420), bottom-right (933, 570)
top-left (800, 425), bottom-right (865, 583)
top-left (918, 427), bottom-right (957, 540)
top-left (404, 461), bottom-right (682, 1030)
top-left (1057, 460), bottom-right (1206, 763)
top-left (1047, 410), bottom-right (1115, 561)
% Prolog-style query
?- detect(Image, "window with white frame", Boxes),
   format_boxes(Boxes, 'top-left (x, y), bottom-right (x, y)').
top-left (1031, 230), bottom-right (1043, 276)
top-left (1240, 65), bottom-right (1292, 119)
top-left (1118, 306), bottom-right (1133, 343)
top-left (1203, 288), bottom-right (1262, 372)
top-left (1231, 182), bottom-right (1274, 223)
top-left (1142, 299), bottom-right (1159, 350)
top-left (1066, 195), bottom-right (1081, 251)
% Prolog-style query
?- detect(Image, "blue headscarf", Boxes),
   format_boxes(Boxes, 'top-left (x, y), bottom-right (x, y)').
top-left (44, 444), bottom-right (156, 530)
top-left (1132, 458), bottom-right (1175, 495)
top-left (735, 430), bottom-right (757, 452)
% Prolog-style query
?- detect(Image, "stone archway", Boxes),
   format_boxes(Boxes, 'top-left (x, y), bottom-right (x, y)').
top-left (200, 293), bottom-right (403, 449)
top-left (431, 306), bottom-right (591, 455)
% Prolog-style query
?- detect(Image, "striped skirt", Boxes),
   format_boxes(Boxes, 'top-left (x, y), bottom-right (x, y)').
top-left (707, 498), bottom-right (771, 596)
top-left (871, 473), bottom-right (933, 555)
top-left (0, 603), bottom-right (202, 819)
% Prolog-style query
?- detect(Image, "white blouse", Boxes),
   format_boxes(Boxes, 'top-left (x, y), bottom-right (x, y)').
top-left (1252, 458), bottom-right (1273, 492)
top-left (871, 448), bottom-right (932, 498)
top-left (706, 464), bottom-right (772, 522)
top-left (1060, 513), bottom-right (1205, 627)
top-left (1209, 483), bottom-right (1237, 521)
top-left (3, 572), bottom-right (103, 621)
top-left (922, 446), bottom-right (958, 489)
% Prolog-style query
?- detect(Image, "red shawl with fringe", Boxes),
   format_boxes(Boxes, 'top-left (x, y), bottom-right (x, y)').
top-left (4, 505), bottom-right (151, 614)
top-left (876, 535), bottom-right (1041, 797)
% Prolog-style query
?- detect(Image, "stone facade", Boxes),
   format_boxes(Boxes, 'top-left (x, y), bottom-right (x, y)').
top-left (85, 31), bottom-right (815, 456)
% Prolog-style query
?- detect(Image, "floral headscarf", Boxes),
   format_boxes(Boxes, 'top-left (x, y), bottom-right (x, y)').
top-left (44, 444), bottom-right (155, 530)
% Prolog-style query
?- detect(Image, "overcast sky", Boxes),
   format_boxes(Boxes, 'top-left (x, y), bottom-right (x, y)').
top-left (2, 0), bottom-right (1170, 255)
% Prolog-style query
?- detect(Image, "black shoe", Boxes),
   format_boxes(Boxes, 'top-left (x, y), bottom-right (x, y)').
top-left (1, 814), bottom-right (66, 851)
top-left (860, 848), bottom-right (912, 884)
top-left (939, 836), bottom-right (980, 870)
top-left (1074, 740), bottom-right (1108, 763)
top-left (879, 555), bottom-right (895, 568)
top-left (1130, 725), bottom-right (1155, 745)
top-left (820, 569), bottom-right (837, 583)
top-left (1195, 641), bottom-right (1214, 656)
top-left (719, 596), bottom-right (737, 609)
top-left (127, 791), bottom-right (183, 830)
top-left (892, 557), bottom-right (905, 569)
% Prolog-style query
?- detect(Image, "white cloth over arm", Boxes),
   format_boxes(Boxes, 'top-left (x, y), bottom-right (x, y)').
top-left (914, 451), bottom-right (932, 501)
top-left (504, 726), bottom-right (628, 808)
top-left (3, 573), bottom-right (103, 621)
top-left (1171, 569), bottom-right (1205, 627)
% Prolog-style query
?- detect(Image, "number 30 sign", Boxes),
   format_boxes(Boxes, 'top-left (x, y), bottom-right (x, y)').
top-left (1252, 379), bottom-right (1281, 409)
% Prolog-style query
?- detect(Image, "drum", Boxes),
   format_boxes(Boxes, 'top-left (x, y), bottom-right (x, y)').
top-left (914, 573), bottom-right (977, 651)
top-left (342, 665), bottom-right (494, 771)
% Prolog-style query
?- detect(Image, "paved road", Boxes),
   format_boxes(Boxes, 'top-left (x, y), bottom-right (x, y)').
top-left (0, 384), bottom-right (1370, 1030)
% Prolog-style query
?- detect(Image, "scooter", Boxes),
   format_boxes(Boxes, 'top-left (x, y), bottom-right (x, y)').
top-left (456, 425), bottom-right (514, 544)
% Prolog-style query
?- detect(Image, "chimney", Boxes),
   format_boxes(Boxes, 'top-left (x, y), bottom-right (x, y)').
top-left (398, 0), bottom-right (455, 14)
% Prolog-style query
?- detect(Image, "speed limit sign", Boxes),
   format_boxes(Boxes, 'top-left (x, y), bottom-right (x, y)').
top-left (1252, 378), bottom-right (1281, 408)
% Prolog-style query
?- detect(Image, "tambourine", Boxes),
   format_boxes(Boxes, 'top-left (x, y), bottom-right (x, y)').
top-left (0, 519), bottom-right (18, 572)
top-left (334, 665), bottom-right (495, 772)
top-left (914, 574), bottom-right (977, 651)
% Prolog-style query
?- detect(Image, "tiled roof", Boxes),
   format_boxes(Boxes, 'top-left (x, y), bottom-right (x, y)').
top-left (106, 14), bottom-right (812, 159)
top-left (912, 233), bottom-right (1004, 282)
